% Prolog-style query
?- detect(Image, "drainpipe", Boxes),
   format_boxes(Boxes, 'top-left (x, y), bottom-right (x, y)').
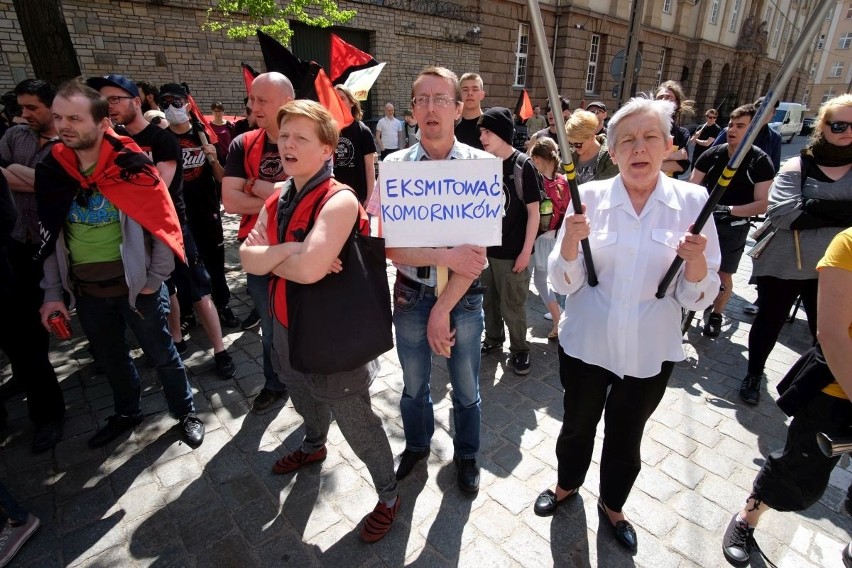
top-left (551, 0), bottom-right (561, 67)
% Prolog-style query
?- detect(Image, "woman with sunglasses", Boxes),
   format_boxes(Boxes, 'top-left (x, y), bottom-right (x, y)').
top-left (738, 94), bottom-right (852, 407)
top-left (565, 110), bottom-right (619, 184)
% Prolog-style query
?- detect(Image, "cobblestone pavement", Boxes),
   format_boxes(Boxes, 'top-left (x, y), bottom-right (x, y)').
top-left (2, 153), bottom-right (850, 567)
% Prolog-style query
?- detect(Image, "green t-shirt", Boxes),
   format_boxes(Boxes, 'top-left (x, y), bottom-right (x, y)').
top-left (65, 165), bottom-right (122, 265)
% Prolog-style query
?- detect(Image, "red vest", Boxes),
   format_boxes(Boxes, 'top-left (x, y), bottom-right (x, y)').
top-left (264, 178), bottom-right (367, 327)
top-left (237, 129), bottom-right (268, 240)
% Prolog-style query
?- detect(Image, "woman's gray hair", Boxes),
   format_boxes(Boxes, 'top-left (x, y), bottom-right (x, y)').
top-left (606, 96), bottom-right (674, 148)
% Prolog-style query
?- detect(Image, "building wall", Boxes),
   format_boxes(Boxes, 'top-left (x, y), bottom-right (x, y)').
top-left (808, 0), bottom-right (852, 113)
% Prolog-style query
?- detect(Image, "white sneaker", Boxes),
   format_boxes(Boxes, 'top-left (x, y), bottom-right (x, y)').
top-left (543, 312), bottom-right (553, 321)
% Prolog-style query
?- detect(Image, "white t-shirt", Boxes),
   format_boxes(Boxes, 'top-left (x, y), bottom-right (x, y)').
top-left (376, 116), bottom-right (403, 151)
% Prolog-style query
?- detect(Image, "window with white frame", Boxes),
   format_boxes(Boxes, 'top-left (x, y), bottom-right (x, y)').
top-left (830, 62), bottom-right (845, 77)
top-left (840, 32), bottom-right (852, 49)
top-left (709, 0), bottom-right (720, 24)
top-left (822, 88), bottom-right (836, 103)
top-left (847, 4), bottom-right (852, 18)
top-left (655, 48), bottom-right (667, 86)
top-left (514, 23), bottom-right (529, 87)
top-left (585, 34), bottom-right (601, 94)
top-left (663, 0), bottom-right (671, 14)
top-left (729, 0), bottom-right (741, 33)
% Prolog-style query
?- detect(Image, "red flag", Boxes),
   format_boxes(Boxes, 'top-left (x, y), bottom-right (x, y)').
top-left (315, 68), bottom-right (353, 129)
top-left (330, 34), bottom-right (378, 84)
top-left (242, 62), bottom-right (259, 96)
top-left (514, 89), bottom-right (534, 121)
top-left (186, 93), bottom-right (218, 144)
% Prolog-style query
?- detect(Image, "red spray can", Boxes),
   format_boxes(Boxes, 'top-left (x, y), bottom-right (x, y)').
top-left (48, 311), bottom-right (72, 340)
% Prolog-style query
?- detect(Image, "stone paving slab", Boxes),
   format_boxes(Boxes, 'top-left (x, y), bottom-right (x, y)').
top-left (2, 204), bottom-right (852, 567)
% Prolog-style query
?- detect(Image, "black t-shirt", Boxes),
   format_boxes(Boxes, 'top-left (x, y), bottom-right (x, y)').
top-left (488, 151), bottom-right (543, 260)
top-left (173, 128), bottom-right (220, 219)
top-left (671, 124), bottom-right (691, 179)
top-left (334, 120), bottom-right (377, 204)
top-left (694, 144), bottom-right (775, 207)
top-left (691, 122), bottom-right (721, 166)
top-left (124, 123), bottom-right (187, 224)
top-left (454, 116), bottom-right (484, 150)
top-left (225, 131), bottom-right (286, 183)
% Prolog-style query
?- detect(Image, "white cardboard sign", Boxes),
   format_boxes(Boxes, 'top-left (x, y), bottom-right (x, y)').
top-left (378, 158), bottom-right (504, 248)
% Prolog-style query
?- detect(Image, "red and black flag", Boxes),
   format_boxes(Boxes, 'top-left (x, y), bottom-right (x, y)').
top-left (329, 33), bottom-right (379, 85)
top-left (256, 30), bottom-right (353, 128)
top-left (514, 89), bottom-right (534, 122)
top-left (241, 62), bottom-right (259, 96)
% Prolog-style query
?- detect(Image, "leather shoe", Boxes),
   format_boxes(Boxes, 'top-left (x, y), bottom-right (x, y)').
top-left (180, 413), bottom-right (205, 447)
top-left (454, 457), bottom-right (479, 493)
top-left (32, 420), bottom-right (63, 453)
top-left (597, 498), bottom-right (637, 553)
top-left (533, 487), bottom-right (576, 516)
top-left (395, 448), bottom-right (429, 480)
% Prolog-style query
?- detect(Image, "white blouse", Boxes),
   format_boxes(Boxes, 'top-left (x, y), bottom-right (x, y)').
top-left (548, 173), bottom-right (721, 379)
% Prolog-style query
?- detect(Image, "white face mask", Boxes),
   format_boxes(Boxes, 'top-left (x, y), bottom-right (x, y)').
top-left (164, 105), bottom-right (189, 125)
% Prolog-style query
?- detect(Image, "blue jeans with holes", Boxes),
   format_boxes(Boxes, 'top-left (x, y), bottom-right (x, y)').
top-left (393, 277), bottom-right (484, 459)
top-left (246, 273), bottom-right (286, 392)
top-left (76, 285), bottom-right (194, 418)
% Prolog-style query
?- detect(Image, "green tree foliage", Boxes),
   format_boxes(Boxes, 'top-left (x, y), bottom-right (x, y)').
top-left (204, 0), bottom-right (356, 44)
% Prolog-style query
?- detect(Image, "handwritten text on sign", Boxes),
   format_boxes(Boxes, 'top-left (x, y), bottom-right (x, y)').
top-left (378, 158), bottom-right (503, 248)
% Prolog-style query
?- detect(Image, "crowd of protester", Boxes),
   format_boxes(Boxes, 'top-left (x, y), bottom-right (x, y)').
top-left (0, 66), bottom-right (851, 566)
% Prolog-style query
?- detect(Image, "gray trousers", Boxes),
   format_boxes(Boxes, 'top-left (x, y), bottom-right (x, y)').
top-left (272, 322), bottom-right (398, 503)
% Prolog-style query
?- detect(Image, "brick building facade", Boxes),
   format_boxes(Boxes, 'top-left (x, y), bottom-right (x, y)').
top-left (1, 0), bottom-right (813, 125)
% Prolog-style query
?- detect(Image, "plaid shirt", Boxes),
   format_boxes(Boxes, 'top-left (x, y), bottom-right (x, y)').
top-left (0, 125), bottom-right (55, 242)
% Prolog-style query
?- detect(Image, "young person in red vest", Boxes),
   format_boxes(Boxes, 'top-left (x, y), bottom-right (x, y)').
top-left (222, 72), bottom-right (293, 414)
top-left (240, 99), bottom-right (400, 543)
top-left (35, 79), bottom-right (204, 449)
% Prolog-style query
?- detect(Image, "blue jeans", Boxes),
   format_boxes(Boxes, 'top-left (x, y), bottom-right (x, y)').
top-left (246, 273), bottom-right (286, 392)
top-left (0, 481), bottom-right (27, 524)
top-left (393, 277), bottom-right (484, 459)
top-left (76, 285), bottom-right (194, 418)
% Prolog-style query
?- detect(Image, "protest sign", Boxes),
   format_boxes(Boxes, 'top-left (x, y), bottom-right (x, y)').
top-left (378, 158), bottom-right (503, 248)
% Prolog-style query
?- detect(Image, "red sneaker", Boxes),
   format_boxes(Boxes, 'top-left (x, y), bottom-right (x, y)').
top-left (360, 497), bottom-right (401, 543)
top-left (271, 446), bottom-right (327, 474)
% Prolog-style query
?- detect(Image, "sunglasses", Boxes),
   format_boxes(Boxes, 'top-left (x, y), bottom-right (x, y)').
top-left (570, 142), bottom-right (584, 150)
top-left (160, 99), bottom-right (186, 109)
top-left (828, 121), bottom-right (851, 134)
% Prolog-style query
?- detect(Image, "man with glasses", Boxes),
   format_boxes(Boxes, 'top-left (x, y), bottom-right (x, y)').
top-left (585, 101), bottom-right (608, 136)
top-left (690, 109), bottom-right (721, 169)
top-left (370, 66), bottom-right (490, 493)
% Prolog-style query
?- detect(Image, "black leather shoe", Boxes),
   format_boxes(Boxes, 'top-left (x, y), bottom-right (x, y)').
top-left (454, 457), bottom-right (480, 493)
top-left (180, 413), bottom-right (205, 447)
top-left (739, 374), bottom-right (761, 406)
top-left (395, 448), bottom-right (429, 480)
top-left (32, 420), bottom-right (63, 453)
top-left (597, 498), bottom-right (637, 553)
top-left (88, 414), bottom-right (144, 448)
top-left (533, 488), bottom-right (577, 516)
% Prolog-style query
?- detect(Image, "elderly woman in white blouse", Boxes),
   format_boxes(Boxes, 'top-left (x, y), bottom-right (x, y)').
top-left (532, 96), bottom-right (721, 554)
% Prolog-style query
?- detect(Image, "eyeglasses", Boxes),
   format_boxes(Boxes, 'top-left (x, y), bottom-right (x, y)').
top-left (827, 121), bottom-right (851, 134)
top-left (160, 99), bottom-right (186, 109)
top-left (411, 95), bottom-right (456, 109)
top-left (569, 142), bottom-right (584, 150)
top-left (590, 108), bottom-right (606, 115)
top-left (106, 95), bottom-right (134, 105)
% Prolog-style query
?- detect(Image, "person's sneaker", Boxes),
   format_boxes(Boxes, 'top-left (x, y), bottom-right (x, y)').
top-left (543, 312), bottom-right (553, 321)
top-left (703, 312), bottom-right (723, 337)
top-left (218, 306), bottom-right (239, 328)
top-left (88, 414), bottom-right (144, 448)
top-left (739, 374), bottom-right (762, 406)
top-left (180, 413), bottom-right (204, 447)
top-left (214, 350), bottom-right (236, 379)
top-left (721, 513), bottom-right (753, 567)
top-left (0, 514), bottom-right (40, 567)
top-left (180, 314), bottom-right (196, 337)
top-left (251, 388), bottom-right (288, 414)
top-left (511, 352), bottom-right (531, 375)
top-left (241, 308), bottom-right (261, 331)
top-left (272, 446), bottom-right (327, 474)
top-left (360, 497), bottom-right (401, 543)
top-left (32, 420), bottom-right (63, 453)
top-left (743, 303), bottom-right (759, 315)
top-left (481, 341), bottom-right (502, 355)
top-left (174, 340), bottom-right (188, 357)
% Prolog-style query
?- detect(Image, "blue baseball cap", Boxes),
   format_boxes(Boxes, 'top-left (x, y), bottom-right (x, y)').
top-left (86, 74), bottom-right (140, 98)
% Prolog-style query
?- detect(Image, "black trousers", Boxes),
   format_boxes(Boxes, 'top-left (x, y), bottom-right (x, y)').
top-left (186, 210), bottom-right (229, 310)
top-left (2, 240), bottom-right (65, 424)
top-left (753, 392), bottom-right (852, 512)
top-left (748, 276), bottom-right (818, 376)
top-left (555, 349), bottom-right (673, 512)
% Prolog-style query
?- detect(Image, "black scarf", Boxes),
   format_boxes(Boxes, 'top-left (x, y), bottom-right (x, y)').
top-left (801, 136), bottom-right (852, 167)
top-left (276, 159), bottom-right (334, 243)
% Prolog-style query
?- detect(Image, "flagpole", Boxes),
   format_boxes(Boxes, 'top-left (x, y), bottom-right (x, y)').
top-left (525, 0), bottom-right (597, 286)
top-left (654, 0), bottom-right (832, 298)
